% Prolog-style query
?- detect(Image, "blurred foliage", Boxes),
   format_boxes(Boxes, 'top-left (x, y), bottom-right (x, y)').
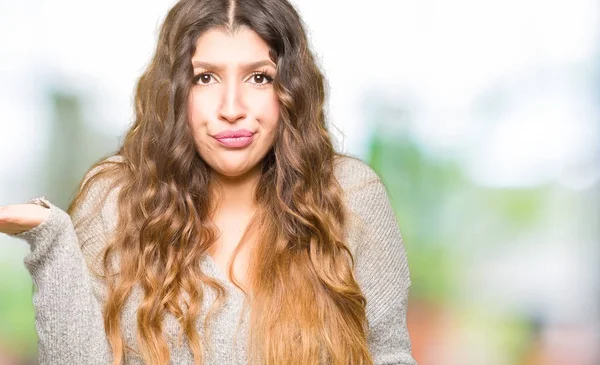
top-left (0, 265), bottom-right (36, 359)
top-left (360, 94), bottom-right (597, 364)
top-left (44, 89), bottom-right (119, 210)
top-left (365, 125), bottom-right (549, 305)
top-left (366, 130), bottom-right (462, 303)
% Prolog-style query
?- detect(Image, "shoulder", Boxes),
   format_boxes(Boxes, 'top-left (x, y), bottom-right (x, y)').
top-left (73, 156), bottom-right (124, 248)
top-left (333, 154), bottom-right (381, 193)
top-left (74, 155), bottom-right (124, 216)
top-left (80, 154), bottom-right (124, 194)
top-left (333, 154), bottom-right (398, 247)
top-left (332, 156), bottom-right (411, 292)
top-left (82, 154), bottom-right (124, 184)
top-left (333, 154), bottom-right (389, 208)
top-left (70, 155), bottom-right (124, 277)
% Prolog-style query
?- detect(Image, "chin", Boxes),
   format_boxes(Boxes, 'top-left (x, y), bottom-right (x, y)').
top-left (214, 162), bottom-right (254, 178)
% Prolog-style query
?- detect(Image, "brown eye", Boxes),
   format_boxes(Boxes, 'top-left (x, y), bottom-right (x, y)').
top-left (194, 73), bottom-right (215, 85)
top-left (249, 72), bottom-right (274, 86)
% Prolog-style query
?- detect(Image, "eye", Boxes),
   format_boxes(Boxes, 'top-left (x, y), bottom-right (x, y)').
top-left (248, 72), bottom-right (274, 87)
top-left (192, 71), bottom-right (275, 87)
top-left (193, 72), bottom-right (216, 85)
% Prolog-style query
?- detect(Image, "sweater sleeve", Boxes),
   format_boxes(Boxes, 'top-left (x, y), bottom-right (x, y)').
top-left (350, 178), bottom-right (418, 365)
top-left (9, 185), bottom-right (113, 364)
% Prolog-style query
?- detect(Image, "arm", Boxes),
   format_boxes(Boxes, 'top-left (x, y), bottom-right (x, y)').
top-left (350, 178), bottom-right (418, 365)
top-left (10, 185), bottom-right (113, 364)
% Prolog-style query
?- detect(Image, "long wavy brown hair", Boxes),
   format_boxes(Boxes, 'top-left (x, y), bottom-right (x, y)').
top-left (67, 0), bottom-right (373, 364)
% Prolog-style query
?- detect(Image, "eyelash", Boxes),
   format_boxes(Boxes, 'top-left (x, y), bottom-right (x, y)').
top-left (192, 70), bottom-right (274, 87)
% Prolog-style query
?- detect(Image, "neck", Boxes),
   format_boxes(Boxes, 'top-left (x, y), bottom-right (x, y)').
top-left (211, 163), bottom-right (261, 215)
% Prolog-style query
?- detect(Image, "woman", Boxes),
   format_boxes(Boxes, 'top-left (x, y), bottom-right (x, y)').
top-left (0, 0), bottom-right (416, 364)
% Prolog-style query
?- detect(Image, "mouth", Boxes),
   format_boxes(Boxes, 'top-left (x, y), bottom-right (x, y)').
top-left (212, 129), bottom-right (255, 139)
top-left (213, 134), bottom-right (255, 148)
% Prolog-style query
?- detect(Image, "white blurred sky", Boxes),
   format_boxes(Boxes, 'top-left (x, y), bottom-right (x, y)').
top-left (1, 0), bottom-right (598, 191)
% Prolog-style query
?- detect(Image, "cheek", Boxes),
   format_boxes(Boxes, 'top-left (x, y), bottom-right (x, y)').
top-left (187, 93), bottom-right (218, 139)
top-left (186, 94), bottom-right (212, 154)
top-left (187, 93), bottom-right (204, 128)
top-left (257, 93), bottom-right (280, 130)
top-left (187, 94), bottom-right (197, 128)
top-left (270, 97), bottom-right (280, 121)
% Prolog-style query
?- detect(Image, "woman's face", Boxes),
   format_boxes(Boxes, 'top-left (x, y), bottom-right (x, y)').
top-left (187, 26), bottom-right (279, 179)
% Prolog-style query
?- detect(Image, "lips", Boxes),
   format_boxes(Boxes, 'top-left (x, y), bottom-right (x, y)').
top-left (213, 129), bottom-right (254, 139)
top-left (213, 129), bottom-right (255, 148)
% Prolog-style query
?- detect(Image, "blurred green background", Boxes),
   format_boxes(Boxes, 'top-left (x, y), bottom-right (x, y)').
top-left (1, 0), bottom-right (598, 364)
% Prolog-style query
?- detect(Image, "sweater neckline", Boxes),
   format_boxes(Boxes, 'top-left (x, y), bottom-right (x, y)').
top-left (202, 253), bottom-right (246, 298)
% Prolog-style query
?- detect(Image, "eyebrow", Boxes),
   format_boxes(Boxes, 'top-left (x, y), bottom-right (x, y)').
top-left (191, 60), bottom-right (276, 72)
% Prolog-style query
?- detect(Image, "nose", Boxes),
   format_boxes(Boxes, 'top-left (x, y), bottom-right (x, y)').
top-left (219, 80), bottom-right (246, 123)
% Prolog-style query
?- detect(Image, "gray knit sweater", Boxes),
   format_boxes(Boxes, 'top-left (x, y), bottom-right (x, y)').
top-left (10, 155), bottom-right (416, 365)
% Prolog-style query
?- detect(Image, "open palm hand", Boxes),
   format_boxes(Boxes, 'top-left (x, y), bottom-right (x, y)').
top-left (0, 204), bottom-right (51, 235)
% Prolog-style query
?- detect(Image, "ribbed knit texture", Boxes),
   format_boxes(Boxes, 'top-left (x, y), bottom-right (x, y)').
top-left (11, 155), bottom-right (417, 365)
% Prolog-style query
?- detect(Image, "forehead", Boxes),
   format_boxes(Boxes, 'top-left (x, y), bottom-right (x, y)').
top-left (192, 27), bottom-right (271, 64)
